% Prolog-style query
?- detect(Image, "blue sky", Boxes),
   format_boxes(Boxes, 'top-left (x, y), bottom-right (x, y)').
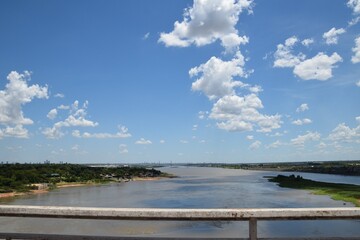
top-left (0, 0), bottom-right (359, 164)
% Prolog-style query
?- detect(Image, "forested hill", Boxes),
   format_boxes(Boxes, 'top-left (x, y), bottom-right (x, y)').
top-left (0, 163), bottom-right (166, 193)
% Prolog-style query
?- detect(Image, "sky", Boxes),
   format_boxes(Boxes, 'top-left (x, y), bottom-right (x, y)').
top-left (0, 0), bottom-right (359, 164)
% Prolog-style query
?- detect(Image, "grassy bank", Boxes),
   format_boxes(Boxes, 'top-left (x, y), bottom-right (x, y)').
top-left (267, 174), bottom-right (360, 207)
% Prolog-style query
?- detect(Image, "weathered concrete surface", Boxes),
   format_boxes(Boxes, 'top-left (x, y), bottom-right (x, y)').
top-left (0, 205), bottom-right (359, 221)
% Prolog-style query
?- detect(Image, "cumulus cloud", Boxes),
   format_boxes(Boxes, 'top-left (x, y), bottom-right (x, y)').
top-left (135, 138), bottom-right (152, 144)
top-left (42, 100), bottom-right (98, 139)
top-left (54, 93), bottom-right (64, 98)
top-left (71, 145), bottom-right (79, 151)
top-left (72, 125), bottom-right (131, 139)
top-left (0, 71), bottom-right (48, 126)
top-left (246, 135), bottom-right (254, 140)
top-left (209, 94), bottom-right (282, 132)
top-left (328, 119), bottom-right (360, 142)
top-left (273, 38), bottom-right (342, 81)
top-left (47, 109), bottom-right (58, 120)
top-left (356, 80), bottom-right (360, 87)
top-left (293, 52), bottom-right (342, 81)
top-left (119, 144), bottom-right (128, 154)
top-left (249, 140), bottom-right (261, 150)
top-left (42, 126), bottom-right (64, 139)
top-left (351, 36), bottom-right (360, 63)
top-left (162, 0), bottom-right (280, 134)
top-left (348, 0), bottom-right (360, 14)
top-left (0, 71), bottom-right (48, 138)
top-left (273, 36), bottom-right (305, 68)
top-left (198, 111), bottom-right (208, 119)
top-left (292, 118), bottom-right (312, 125)
top-left (58, 104), bottom-right (70, 110)
top-left (0, 125), bottom-right (29, 139)
top-left (266, 140), bottom-right (283, 149)
top-left (291, 131), bottom-right (320, 147)
top-left (347, 0), bottom-right (360, 26)
top-left (158, 0), bottom-right (253, 52)
top-left (301, 38), bottom-right (314, 47)
top-left (296, 103), bottom-right (309, 112)
top-left (323, 27), bottom-right (346, 45)
top-left (190, 51), bottom-right (250, 99)
top-left (348, 16), bottom-right (360, 26)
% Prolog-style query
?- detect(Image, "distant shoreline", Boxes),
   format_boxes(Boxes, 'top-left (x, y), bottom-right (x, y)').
top-left (267, 174), bottom-right (360, 207)
top-left (198, 161), bottom-right (360, 176)
top-left (0, 176), bottom-right (170, 200)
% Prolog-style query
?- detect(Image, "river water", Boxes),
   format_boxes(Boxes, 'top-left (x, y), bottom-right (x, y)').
top-left (0, 167), bottom-right (359, 238)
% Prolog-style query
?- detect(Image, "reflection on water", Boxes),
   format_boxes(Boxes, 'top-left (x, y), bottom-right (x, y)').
top-left (0, 167), bottom-right (359, 238)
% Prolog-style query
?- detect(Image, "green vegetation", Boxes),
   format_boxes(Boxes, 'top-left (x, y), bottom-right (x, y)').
top-left (196, 160), bottom-right (360, 176)
top-left (0, 163), bottom-right (167, 194)
top-left (268, 174), bottom-right (360, 207)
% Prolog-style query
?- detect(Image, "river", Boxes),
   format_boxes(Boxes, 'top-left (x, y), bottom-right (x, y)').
top-left (0, 167), bottom-right (359, 238)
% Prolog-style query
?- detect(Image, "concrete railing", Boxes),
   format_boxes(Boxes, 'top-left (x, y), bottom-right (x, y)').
top-left (0, 205), bottom-right (360, 240)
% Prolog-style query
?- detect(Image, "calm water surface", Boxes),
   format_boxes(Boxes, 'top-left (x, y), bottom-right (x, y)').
top-left (0, 167), bottom-right (359, 238)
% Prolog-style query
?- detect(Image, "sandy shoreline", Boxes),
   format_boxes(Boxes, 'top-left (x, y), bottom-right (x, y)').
top-left (0, 177), bottom-right (167, 200)
top-left (0, 189), bottom-right (49, 199)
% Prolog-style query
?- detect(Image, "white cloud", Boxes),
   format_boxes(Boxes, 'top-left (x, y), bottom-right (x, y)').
top-left (158, 0), bottom-right (253, 52)
top-left (246, 135), bottom-right (254, 140)
top-left (292, 118), bottom-right (312, 125)
top-left (72, 126), bottom-right (131, 139)
top-left (160, 139), bottom-right (165, 144)
top-left (351, 36), bottom-right (360, 64)
top-left (317, 142), bottom-right (327, 149)
top-left (348, 16), bottom-right (360, 26)
top-left (273, 36), bottom-right (305, 68)
top-left (293, 52), bottom-right (342, 81)
top-left (328, 121), bottom-right (360, 142)
top-left (0, 125), bottom-right (29, 139)
top-left (348, 0), bottom-right (360, 14)
top-left (43, 100), bottom-right (98, 139)
top-left (273, 37), bottom-right (342, 81)
top-left (190, 52), bottom-right (250, 100)
top-left (291, 131), bottom-right (321, 146)
top-left (0, 71), bottom-right (48, 138)
top-left (301, 38), bottom-right (314, 47)
top-left (266, 140), bottom-right (283, 149)
top-left (135, 138), bottom-right (152, 144)
top-left (198, 111), bottom-right (208, 119)
top-left (356, 80), bottom-right (360, 87)
top-left (71, 144), bottom-right (79, 151)
top-left (347, 0), bottom-right (360, 26)
top-left (180, 140), bottom-right (188, 144)
top-left (323, 27), bottom-right (346, 45)
top-left (209, 94), bottom-right (282, 132)
top-left (41, 126), bottom-right (64, 139)
top-left (119, 144), bottom-right (128, 154)
top-left (54, 93), bottom-right (64, 98)
top-left (192, 124), bottom-right (198, 131)
top-left (47, 109), bottom-right (58, 120)
top-left (248, 85), bottom-right (263, 93)
top-left (296, 103), bottom-right (309, 112)
top-left (249, 140), bottom-right (261, 150)
top-left (143, 32), bottom-right (150, 40)
top-left (58, 104), bottom-right (70, 110)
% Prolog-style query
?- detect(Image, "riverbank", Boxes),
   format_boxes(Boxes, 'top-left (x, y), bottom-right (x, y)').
top-left (267, 174), bottom-right (360, 207)
top-left (0, 176), bottom-right (173, 200)
top-left (200, 161), bottom-right (360, 176)
top-left (0, 163), bottom-right (170, 199)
